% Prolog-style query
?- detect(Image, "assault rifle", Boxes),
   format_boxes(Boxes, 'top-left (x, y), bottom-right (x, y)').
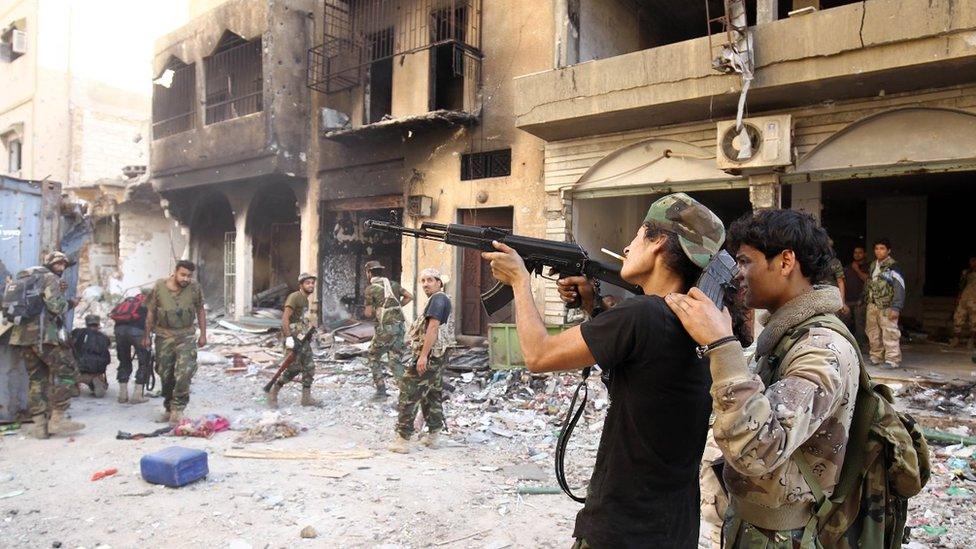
top-left (364, 221), bottom-right (644, 313)
top-left (263, 327), bottom-right (316, 393)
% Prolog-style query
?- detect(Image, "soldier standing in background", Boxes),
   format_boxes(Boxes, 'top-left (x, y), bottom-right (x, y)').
top-left (950, 257), bottom-right (976, 348)
top-left (844, 245), bottom-right (870, 345)
top-left (363, 260), bottom-right (412, 400)
top-left (111, 287), bottom-right (152, 404)
top-left (142, 260), bottom-right (207, 426)
top-left (864, 238), bottom-right (905, 368)
top-left (267, 272), bottom-right (319, 408)
top-left (8, 251), bottom-right (85, 439)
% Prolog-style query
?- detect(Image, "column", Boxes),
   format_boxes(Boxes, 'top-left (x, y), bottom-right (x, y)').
top-left (748, 173), bottom-right (782, 211)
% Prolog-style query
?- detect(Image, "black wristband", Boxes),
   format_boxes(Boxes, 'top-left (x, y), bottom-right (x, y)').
top-left (695, 336), bottom-right (739, 358)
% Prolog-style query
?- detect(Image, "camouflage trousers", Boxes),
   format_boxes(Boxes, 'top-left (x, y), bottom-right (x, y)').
top-left (155, 333), bottom-right (197, 412)
top-left (395, 352), bottom-right (448, 439)
top-left (866, 303), bottom-right (901, 365)
top-left (367, 324), bottom-right (405, 387)
top-left (277, 341), bottom-right (314, 389)
top-left (723, 518), bottom-right (808, 549)
top-left (953, 299), bottom-right (976, 335)
top-left (19, 344), bottom-right (78, 417)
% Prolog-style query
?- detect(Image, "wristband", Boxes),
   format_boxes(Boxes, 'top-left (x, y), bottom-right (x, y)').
top-left (696, 336), bottom-right (739, 358)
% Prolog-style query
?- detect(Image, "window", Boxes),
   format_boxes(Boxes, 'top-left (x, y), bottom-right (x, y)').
top-left (5, 138), bottom-right (21, 173)
top-left (461, 149), bottom-right (511, 181)
top-left (0, 20), bottom-right (27, 63)
top-left (205, 32), bottom-right (263, 125)
top-left (152, 58), bottom-right (196, 139)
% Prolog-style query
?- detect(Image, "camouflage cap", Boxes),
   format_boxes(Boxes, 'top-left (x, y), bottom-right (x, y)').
top-left (643, 193), bottom-right (725, 269)
top-left (44, 251), bottom-right (72, 267)
top-left (298, 272), bottom-right (317, 284)
top-left (364, 260), bottom-right (385, 272)
top-left (84, 314), bottom-right (101, 325)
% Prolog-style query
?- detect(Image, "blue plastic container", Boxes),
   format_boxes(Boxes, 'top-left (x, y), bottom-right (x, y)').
top-left (140, 446), bottom-right (208, 487)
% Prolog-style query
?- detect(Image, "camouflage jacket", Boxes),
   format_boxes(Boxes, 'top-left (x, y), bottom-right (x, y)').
top-left (863, 256), bottom-right (905, 310)
top-left (959, 269), bottom-right (976, 301)
top-left (707, 286), bottom-right (859, 530)
top-left (364, 277), bottom-right (405, 327)
top-left (8, 267), bottom-right (69, 346)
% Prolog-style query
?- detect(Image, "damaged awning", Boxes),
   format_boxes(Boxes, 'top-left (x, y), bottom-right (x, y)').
top-left (322, 110), bottom-right (478, 142)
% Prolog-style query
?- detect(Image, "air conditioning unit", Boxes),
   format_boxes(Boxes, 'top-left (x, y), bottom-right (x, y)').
top-left (716, 114), bottom-right (792, 174)
top-left (11, 30), bottom-right (27, 54)
top-left (407, 195), bottom-right (433, 218)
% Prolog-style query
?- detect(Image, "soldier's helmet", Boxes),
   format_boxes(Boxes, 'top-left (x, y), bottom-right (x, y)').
top-left (85, 314), bottom-right (101, 326)
top-left (298, 272), bottom-right (317, 284)
top-left (44, 251), bottom-right (72, 267)
top-left (364, 260), bottom-right (385, 272)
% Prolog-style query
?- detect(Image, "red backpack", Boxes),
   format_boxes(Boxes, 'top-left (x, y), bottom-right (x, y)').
top-left (110, 294), bottom-right (147, 323)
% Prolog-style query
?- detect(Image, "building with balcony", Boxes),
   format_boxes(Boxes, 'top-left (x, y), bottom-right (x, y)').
top-left (515, 0), bottom-right (976, 333)
top-left (150, 0), bottom-right (315, 317)
top-left (306, 0), bottom-right (555, 339)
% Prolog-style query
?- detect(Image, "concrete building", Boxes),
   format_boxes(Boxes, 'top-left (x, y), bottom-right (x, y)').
top-left (150, 0), bottom-right (315, 317)
top-left (514, 0), bottom-right (976, 335)
top-left (307, 0), bottom-right (553, 340)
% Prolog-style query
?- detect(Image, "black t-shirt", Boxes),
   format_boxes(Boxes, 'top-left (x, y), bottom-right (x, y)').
top-left (574, 295), bottom-right (712, 548)
top-left (424, 292), bottom-right (451, 323)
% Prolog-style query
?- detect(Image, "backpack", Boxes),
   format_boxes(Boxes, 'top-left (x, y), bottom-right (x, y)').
top-left (2, 268), bottom-right (48, 324)
top-left (110, 294), bottom-right (147, 324)
top-left (760, 313), bottom-right (931, 548)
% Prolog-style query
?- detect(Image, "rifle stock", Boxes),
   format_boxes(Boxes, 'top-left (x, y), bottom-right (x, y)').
top-left (263, 327), bottom-right (316, 392)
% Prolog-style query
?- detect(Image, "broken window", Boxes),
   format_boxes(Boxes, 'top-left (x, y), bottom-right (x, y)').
top-left (5, 138), bottom-right (21, 173)
top-left (204, 31), bottom-right (263, 125)
top-left (364, 27), bottom-right (394, 124)
top-left (152, 58), bottom-right (196, 139)
top-left (461, 149), bottom-right (511, 181)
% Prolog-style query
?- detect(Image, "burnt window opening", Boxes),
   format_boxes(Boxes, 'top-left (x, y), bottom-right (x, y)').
top-left (461, 149), bottom-right (511, 181)
top-left (364, 27), bottom-right (394, 124)
top-left (5, 137), bottom-right (22, 173)
top-left (152, 58), bottom-right (196, 139)
top-left (430, 5), bottom-right (468, 111)
top-left (205, 31), bottom-right (263, 125)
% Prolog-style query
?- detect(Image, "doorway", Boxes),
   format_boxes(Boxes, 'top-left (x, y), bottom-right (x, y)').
top-left (459, 207), bottom-right (513, 336)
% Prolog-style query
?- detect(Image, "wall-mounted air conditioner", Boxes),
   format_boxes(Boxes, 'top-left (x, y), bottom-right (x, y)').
top-left (716, 114), bottom-right (792, 174)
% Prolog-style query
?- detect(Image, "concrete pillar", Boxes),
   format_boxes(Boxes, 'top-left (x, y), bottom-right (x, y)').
top-left (757, 0), bottom-right (780, 24)
top-left (227, 191), bottom-right (255, 319)
top-left (791, 181), bottom-right (822, 223)
top-left (748, 173), bottom-right (782, 211)
top-left (296, 180), bottom-right (319, 320)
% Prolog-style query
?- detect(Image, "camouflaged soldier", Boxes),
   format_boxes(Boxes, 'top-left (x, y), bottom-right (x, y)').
top-left (864, 238), bottom-right (905, 367)
top-left (142, 260), bottom-right (206, 426)
top-left (665, 210), bottom-right (861, 548)
top-left (9, 251), bottom-right (85, 439)
top-left (363, 260), bottom-right (412, 399)
top-left (389, 268), bottom-right (451, 454)
top-left (950, 257), bottom-right (976, 348)
top-left (267, 272), bottom-right (319, 408)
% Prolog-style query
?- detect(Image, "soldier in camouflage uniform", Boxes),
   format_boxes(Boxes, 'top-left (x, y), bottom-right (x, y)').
top-left (950, 257), bottom-right (976, 348)
top-left (389, 268), bottom-right (451, 453)
top-left (363, 260), bottom-right (412, 399)
top-left (142, 260), bottom-right (206, 426)
top-left (864, 238), bottom-right (905, 367)
top-left (664, 210), bottom-right (860, 548)
top-left (268, 272), bottom-right (319, 408)
top-left (9, 252), bottom-right (85, 438)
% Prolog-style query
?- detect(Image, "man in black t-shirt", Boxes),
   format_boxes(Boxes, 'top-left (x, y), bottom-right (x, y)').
top-left (483, 193), bottom-right (728, 548)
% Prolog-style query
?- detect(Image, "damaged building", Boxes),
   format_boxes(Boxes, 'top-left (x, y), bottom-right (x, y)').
top-left (306, 0), bottom-right (553, 340)
top-left (514, 0), bottom-right (976, 335)
top-left (150, 0), bottom-right (315, 318)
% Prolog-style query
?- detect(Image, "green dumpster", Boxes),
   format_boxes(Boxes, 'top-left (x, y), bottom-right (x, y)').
top-left (488, 323), bottom-right (570, 370)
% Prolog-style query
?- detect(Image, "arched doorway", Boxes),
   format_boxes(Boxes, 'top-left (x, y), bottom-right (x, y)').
top-left (189, 192), bottom-right (235, 311)
top-left (247, 183), bottom-right (300, 307)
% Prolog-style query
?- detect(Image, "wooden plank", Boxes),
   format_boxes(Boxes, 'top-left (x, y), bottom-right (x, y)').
top-left (224, 448), bottom-right (375, 460)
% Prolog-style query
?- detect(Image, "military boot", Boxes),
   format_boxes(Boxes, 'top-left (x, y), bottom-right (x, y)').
top-left (117, 382), bottom-right (129, 403)
top-left (421, 431), bottom-right (442, 449)
top-left (48, 409), bottom-right (85, 435)
top-left (168, 409), bottom-right (184, 426)
top-left (301, 387), bottom-right (322, 407)
top-left (372, 381), bottom-right (389, 401)
top-left (155, 410), bottom-right (171, 423)
top-left (267, 383), bottom-right (281, 409)
top-left (30, 414), bottom-right (49, 439)
top-left (128, 384), bottom-right (148, 404)
top-left (388, 434), bottom-right (411, 454)
top-left (92, 376), bottom-right (108, 398)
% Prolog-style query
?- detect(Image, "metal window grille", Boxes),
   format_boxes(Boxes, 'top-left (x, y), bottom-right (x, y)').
top-left (152, 61), bottom-right (196, 139)
top-left (308, 0), bottom-right (482, 94)
top-left (461, 149), bottom-right (511, 181)
top-left (224, 231), bottom-right (236, 314)
top-left (205, 37), bottom-right (264, 125)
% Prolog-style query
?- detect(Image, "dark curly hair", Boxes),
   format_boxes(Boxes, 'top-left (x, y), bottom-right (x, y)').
top-left (726, 209), bottom-right (834, 283)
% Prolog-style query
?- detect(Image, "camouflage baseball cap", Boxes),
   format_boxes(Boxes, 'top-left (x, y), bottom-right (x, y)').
top-left (84, 314), bottom-right (100, 325)
top-left (643, 193), bottom-right (725, 269)
top-left (364, 260), bottom-right (385, 272)
top-left (44, 251), bottom-right (72, 267)
top-left (298, 272), bottom-right (317, 283)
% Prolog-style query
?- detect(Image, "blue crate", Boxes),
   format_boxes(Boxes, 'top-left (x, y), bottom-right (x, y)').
top-left (140, 446), bottom-right (208, 487)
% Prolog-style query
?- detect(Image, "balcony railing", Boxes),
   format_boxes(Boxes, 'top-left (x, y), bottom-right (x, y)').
top-left (205, 38), bottom-right (264, 125)
top-left (152, 62), bottom-right (196, 139)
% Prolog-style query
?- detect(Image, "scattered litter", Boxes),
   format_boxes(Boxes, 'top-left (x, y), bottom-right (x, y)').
top-left (171, 414), bottom-right (231, 438)
top-left (300, 526), bottom-right (318, 539)
top-left (235, 419), bottom-right (300, 443)
top-left (197, 351), bottom-right (228, 365)
top-left (91, 468), bottom-right (118, 481)
top-left (515, 486), bottom-right (562, 495)
top-left (116, 426), bottom-right (173, 440)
